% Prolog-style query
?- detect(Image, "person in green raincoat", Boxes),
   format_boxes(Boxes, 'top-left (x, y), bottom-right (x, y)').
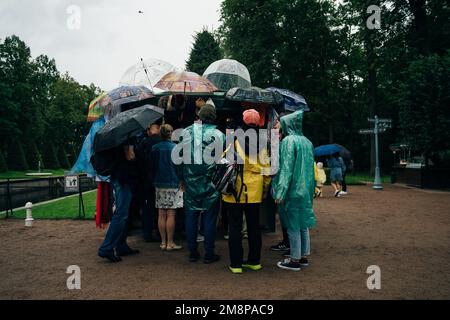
top-left (176, 104), bottom-right (225, 264)
top-left (272, 110), bottom-right (316, 271)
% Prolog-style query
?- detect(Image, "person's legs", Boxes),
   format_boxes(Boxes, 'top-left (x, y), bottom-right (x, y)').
top-left (244, 204), bottom-right (262, 266)
top-left (141, 185), bottom-right (155, 241)
top-left (287, 229), bottom-right (301, 261)
top-left (166, 209), bottom-right (177, 246)
top-left (342, 173), bottom-right (347, 192)
top-left (184, 208), bottom-right (199, 256)
top-left (99, 181), bottom-right (132, 257)
top-left (227, 203), bottom-right (244, 268)
top-left (282, 227), bottom-right (290, 247)
top-left (203, 200), bottom-right (220, 260)
top-left (158, 209), bottom-right (167, 247)
top-left (300, 228), bottom-right (310, 257)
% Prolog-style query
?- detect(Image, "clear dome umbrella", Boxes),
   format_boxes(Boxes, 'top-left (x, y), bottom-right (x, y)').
top-left (119, 58), bottom-right (177, 91)
top-left (203, 59), bottom-right (251, 91)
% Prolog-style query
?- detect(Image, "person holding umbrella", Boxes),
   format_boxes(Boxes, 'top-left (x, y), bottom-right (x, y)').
top-left (327, 152), bottom-right (346, 197)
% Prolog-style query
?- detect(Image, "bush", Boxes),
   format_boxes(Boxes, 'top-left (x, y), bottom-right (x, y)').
top-left (6, 141), bottom-right (29, 171)
top-left (0, 150), bottom-right (8, 172)
top-left (42, 144), bottom-right (60, 169)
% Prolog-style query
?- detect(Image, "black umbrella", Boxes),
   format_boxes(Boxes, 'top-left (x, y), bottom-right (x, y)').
top-left (94, 105), bottom-right (164, 153)
top-left (225, 86), bottom-right (284, 105)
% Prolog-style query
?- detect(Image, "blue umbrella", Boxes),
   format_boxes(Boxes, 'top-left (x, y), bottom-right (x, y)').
top-left (266, 87), bottom-right (310, 112)
top-left (314, 144), bottom-right (341, 157)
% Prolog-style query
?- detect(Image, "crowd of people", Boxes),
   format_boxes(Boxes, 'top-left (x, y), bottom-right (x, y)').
top-left (96, 102), bottom-right (346, 273)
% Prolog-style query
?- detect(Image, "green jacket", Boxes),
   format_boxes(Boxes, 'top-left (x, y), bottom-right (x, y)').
top-left (177, 122), bottom-right (225, 211)
top-left (272, 111), bottom-right (316, 230)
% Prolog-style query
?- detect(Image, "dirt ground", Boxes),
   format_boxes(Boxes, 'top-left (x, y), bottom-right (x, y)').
top-left (1, 184), bottom-right (449, 300)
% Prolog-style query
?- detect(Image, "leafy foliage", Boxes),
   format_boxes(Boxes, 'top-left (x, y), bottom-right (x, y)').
top-left (186, 28), bottom-right (223, 74)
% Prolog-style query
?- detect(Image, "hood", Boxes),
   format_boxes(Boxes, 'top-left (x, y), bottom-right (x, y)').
top-left (280, 110), bottom-right (304, 136)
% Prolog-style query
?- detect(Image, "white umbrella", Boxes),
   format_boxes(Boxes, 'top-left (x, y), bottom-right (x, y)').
top-left (203, 59), bottom-right (252, 91)
top-left (119, 58), bottom-right (177, 91)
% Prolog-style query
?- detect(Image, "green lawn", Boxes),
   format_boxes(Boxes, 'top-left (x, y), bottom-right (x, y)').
top-left (2, 190), bottom-right (96, 220)
top-left (0, 169), bottom-right (66, 180)
top-left (345, 173), bottom-right (391, 185)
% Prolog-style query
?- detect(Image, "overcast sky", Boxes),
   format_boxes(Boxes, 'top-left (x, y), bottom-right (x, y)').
top-left (0, 0), bottom-right (223, 90)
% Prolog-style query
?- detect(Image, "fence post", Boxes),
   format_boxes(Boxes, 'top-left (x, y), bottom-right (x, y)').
top-left (25, 202), bottom-right (34, 227)
top-left (6, 178), bottom-right (13, 219)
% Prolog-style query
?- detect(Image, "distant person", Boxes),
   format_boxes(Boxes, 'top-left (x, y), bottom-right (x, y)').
top-left (327, 152), bottom-right (346, 197)
top-left (177, 104), bottom-right (225, 264)
top-left (138, 120), bottom-right (162, 242)
top-left (340, 159), bottom-right (353, 195)
top-left (98, 144), bottom-right (140, 262)
top-left (272, 110), bottom-right (316, 271)
top-left (152, 124), bottom-right (183, 251)
top-left (315, 162), bottom-right (326, 197)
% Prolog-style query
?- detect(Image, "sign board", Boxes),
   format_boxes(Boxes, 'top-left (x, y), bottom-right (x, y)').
top-left (359, 129), bottom-right (375, 134)
top-left (64, 173), bottom-right (79, 193)
top-left (368, 117), bottom-right (392, 123)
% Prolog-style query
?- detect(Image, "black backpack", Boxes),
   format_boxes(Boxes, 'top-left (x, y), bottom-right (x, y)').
top-left (211, 144), bottom-right (247, 203)
top-left (90, 149), bottom-right (118, 177)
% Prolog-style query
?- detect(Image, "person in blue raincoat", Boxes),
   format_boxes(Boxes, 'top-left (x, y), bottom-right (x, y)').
top-left (272, 110), bottom-right (316, 271)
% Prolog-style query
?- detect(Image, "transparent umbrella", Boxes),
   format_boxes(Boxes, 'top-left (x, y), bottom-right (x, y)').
top-left (203, 59), bottom-right (251, 91)
top-left (119, 58), bottom-right (177, 90)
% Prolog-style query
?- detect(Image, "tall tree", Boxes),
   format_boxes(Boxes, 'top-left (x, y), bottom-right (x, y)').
top-left (186, 28), bottom-right (223, 74)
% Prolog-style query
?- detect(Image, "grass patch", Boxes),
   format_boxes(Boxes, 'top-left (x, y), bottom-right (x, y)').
top-left (345, 173), bottom-right (391, 185)
top-left (3, 190), bottom-right (96, 220)
top-left (0, 169), bottom-right (66, 180)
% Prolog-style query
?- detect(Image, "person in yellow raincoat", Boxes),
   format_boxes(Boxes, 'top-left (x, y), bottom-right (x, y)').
top-left (223, 109), bottom-right (272, 274)
top-left (315, 161), bottom-right (327, 197)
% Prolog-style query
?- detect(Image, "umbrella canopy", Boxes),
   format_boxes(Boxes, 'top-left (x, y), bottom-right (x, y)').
top-left (119, 58), bottom-right (177, 89)
top-left (315, 144), bottom-right (351, 159)
top-left (94, 105), bottom-right (164, 153)
top-left (225, 86), bottom-right (284, 105)
top-left (154, 71), bottom-right (218, 94)
top-left (87, 92), bottom-right (107, 122)
top-left (266, 87), bottom-right (310, 112)
top-left (203, 59), bottom-right (251, 91)
top-left (332, 144), bottom-right (351, 160)
top-left (99, 86), bottom-right (154, 120)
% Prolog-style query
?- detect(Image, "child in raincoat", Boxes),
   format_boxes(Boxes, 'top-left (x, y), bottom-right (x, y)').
top-left (315, 162), bottom-right (326, 197)
top-left (272, 110), bottom-right (316, 271)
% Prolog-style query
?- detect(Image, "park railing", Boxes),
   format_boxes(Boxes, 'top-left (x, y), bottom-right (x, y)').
top-left (0, 175), bottom-right (97, 217)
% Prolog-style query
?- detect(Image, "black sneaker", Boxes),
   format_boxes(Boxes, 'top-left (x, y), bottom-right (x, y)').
top-left (116, 248), bottom-right (140, 256)
top-left (283, 250), bottom-right (291, 258)
top-left (270, 242), bottom-right (290, 251)
top-left (299, 257), bottom-right (309, 267)
top-left (189, 251), bottom-right (200, 262)
top-left (204, 254), bottom-right (220, 264)
top-left (277, 258), bottom-right (301, 271)
top-left (98, 252), bottom-right (122, 263)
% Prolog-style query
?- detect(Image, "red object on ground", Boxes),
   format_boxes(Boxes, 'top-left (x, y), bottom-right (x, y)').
top-left (95, 182), bottom-right (113, 229)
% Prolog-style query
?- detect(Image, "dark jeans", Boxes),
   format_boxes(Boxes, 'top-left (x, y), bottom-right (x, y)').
top-left (141, 185), bottom-right (157, 240)
top-left (185, 200), bottom-right (220, 258)
top-left (98, 180), bottom-right (133, 256)
top-left (282, 227), bottom-right (290, 247)
top-left (226, 202), bottom-right (262, 268)
top-left (342, 173), bottom-right (347, 192)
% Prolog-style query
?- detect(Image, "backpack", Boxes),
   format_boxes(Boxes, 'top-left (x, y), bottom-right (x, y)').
top-left (211, 143), bottom-right (247, 202)
top-left (90, 149), bottom-right (117, 177)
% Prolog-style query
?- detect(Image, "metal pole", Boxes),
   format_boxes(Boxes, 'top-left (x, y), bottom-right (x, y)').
top-left (373, 115), bottom-right (383, 190)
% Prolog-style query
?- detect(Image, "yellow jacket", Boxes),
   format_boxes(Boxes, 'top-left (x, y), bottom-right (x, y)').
top-left (222, 141), bottom-right (272, 204)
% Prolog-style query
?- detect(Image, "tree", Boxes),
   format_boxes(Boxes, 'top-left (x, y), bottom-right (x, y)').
top-left (398, 53), bottom-right (450, 166)
top-left (186, 28), bottom-right (223, 74)
top-left (24, 142), bottom-right (41, 170)
top-left (0, 150), bottom-right (8, 172)
top-left (6, 140), bottom-right (29, 171)
top-left (42, 144), bottom-right (60, 169)
top-left (57, 146), bottom-right (70, 169)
